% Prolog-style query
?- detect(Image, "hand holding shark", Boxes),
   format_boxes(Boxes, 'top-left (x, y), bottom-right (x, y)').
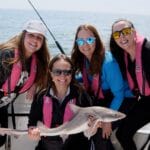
top-left (36, 104), bottom-right (125, 140)
top-left (0, 104), bottom-right (126, 141)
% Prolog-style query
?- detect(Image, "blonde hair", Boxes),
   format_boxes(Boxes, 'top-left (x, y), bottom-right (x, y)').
top-left (0, 31), bottom-right (51, 91)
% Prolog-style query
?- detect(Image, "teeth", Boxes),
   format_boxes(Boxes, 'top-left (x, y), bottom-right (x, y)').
top-left (58, 79), bottom-right (66, 83)
top-left (29, 44), bottom-right (36, 49)
top-left (120, 39), bottom-right (128, 46)
top-left (122, 40), bottom-right (128, 44)
top-left (60, 80), bottom-right (65, 82)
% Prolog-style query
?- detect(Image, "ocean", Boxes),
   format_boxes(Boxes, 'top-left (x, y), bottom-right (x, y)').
top-left (0, 9), bottom-right (150, 56)
top-left (0, 9), bottom-right (150, 150)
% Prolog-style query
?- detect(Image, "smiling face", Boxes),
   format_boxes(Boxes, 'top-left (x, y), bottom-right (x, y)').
top-left (112, 21), bottom-right (136, 53)
top-left (77, 29), bottom-right (96, 61)
top-left (51, 59), bottom-right (72, 91)
top-left (24, 32), bottom-right (44, 58)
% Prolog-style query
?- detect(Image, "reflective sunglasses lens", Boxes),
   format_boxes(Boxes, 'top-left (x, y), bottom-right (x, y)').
top-left (86, 37), bottom-right (96, 44)
top-left (76, 37), bottom-right (95, 46)
top-left (76, 39), bottom-right (84, 46)
top-left (113, 32), bottom-right (120, 39)
top-left (113, 27), bottom-right (132, 40)
top-left (122, 27), bottom-right (132, 35)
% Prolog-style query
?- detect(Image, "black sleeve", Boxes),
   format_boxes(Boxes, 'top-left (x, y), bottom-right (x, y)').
top-left (142, 40), bottom-right (150, 85)
top-left (28, 93), bottom-right (44, 127)
top-left (78, 90), bottom-right (93, 107)
top-left (0, 106), bottom-right (8, 128)
top-left (0, 49), bottom-right (14, 87)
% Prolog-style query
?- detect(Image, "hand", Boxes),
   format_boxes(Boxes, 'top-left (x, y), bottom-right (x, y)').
top-left (28, 127), bottom-right (40, 141)
top-left (88, 115), bottom-right (102, 128)
top-left (101, 122), bottom-right (112, 139)
top-left (85, 115), bottom-right (102, 137)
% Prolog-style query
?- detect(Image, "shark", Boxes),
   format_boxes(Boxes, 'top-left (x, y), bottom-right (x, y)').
top-left (0, 104), bottom-right (126, 140)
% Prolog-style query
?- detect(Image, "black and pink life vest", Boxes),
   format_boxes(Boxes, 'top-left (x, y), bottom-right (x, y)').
top-left (125, 35), bottom-right (150, 96)
top-left (82, 63), bottom-right (104, 99)
top-left (2, 49), bottom-right (37, 94)
top-left (43, 95), bottom-right (76, 127)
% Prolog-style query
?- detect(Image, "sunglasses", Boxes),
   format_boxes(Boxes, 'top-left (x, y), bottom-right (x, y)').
top-left (113, 27), bottom-right (132, 40)
top-left (52, 69), bottom-right (72, 76)
top-left (76, 37), bottom-right (96, 46)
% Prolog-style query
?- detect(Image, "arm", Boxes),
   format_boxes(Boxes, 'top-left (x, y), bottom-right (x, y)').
top-left (28, 93), bottom-right (43, 127)
top-left (0, 50), bottom-right (14, 87)
top-left (124, 80), bottom-right (134, 97)
top-left (102, 55), bottom-right (124, 110)
top-left (79, 90), bottom-right (93, 107)
top-left (28, 93), bottom-right (43, 140)
top-left (100, 58), bottom-right (123, 139)
top-left (142, 40), bottom-right (150, 86)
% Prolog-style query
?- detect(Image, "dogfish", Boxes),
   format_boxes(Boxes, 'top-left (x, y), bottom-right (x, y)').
top-left (0, 104), bottom-right (126, 140)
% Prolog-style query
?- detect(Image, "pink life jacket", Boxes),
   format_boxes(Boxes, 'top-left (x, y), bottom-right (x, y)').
top-left (82, 62), bottom-right (104, 99)
top-left (43, 95), bottom-right (76, 128)
top-left (2, 49), bottom-right (37, 94)
top-left (125, 34), bottom-right (150, 96)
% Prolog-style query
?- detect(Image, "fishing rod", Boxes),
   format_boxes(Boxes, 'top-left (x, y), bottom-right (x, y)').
top-left (27, 0), bottom-right (65, 54)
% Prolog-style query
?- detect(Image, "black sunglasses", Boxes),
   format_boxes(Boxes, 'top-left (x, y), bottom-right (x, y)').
top-left (52, 69), bottom-right (72, 76)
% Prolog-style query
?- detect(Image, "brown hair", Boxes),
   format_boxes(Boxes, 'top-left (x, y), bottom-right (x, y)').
top-left (109, 19), bottom-right (135, 79)
top-left (0, 31), bottom-right (50, 91)
top-left (71, 24), bottom-right (105, 75)
top-left (49, 54), bottom-right (82, 94)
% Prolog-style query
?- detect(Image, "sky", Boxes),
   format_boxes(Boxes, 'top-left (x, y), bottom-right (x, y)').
top-left (0, 0), bottom-right (150, 15)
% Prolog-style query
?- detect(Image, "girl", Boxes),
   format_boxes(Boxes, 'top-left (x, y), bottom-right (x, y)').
top-left (0, 19), bottom-right (50, 147)
top-left (110, 19), bottom-right (150, 150)
top-left (28, 54), bottom-right (92, 150)
top-left (71, 24), bottom-right (128, 150)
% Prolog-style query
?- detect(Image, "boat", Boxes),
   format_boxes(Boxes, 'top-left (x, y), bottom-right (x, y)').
top-left (0, 93), bottom-right (149, 150)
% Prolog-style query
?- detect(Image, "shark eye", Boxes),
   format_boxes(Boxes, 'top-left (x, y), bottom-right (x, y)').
top-left (114, 114), bottom-right (119, 117)
top-left (88, 114), bottom-right (96, 119)
top-left (88, 114), bottom-right (96, 122)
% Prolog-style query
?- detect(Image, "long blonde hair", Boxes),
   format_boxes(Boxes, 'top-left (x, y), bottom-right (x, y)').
top-left (0, 31), bottom-right (51, 91)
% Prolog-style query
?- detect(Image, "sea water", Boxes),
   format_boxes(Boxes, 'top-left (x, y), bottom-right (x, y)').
top-left (0, 9), bottom-right (150, 56)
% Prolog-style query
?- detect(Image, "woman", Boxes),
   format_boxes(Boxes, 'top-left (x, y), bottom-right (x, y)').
top-left (71, 24), bottom-right (130, 150)
top-left (110, 18), bottom-right (150, 150)
top-left (28, 54), bottom-right (92, 150)
top-left (0, 19), bottom-right (50, 147)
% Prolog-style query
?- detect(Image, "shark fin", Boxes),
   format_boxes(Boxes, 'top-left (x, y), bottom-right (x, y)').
top-left (60, 134), bottom-right (69, 142)
top-left (69, 104), bottom-right (80, 114)
top-left (83, 130), bottom-right (91, 140)
top-left (83, 127), bottom-right (98, 139)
